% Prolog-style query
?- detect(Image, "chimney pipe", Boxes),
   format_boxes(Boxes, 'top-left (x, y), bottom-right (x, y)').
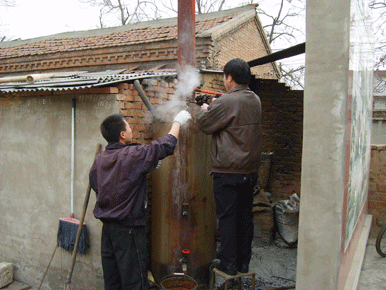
top-left (178, 0), bottom-right (196, 71)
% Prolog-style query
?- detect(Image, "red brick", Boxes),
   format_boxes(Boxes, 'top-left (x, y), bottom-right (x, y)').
top-left (378, 184), bottom-right (386, 192)
top-left (117, 83), bottom-right (129, 90)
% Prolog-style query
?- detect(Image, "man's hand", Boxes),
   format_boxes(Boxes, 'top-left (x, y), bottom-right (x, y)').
top-left (173, 110), bottom-right (192, 125)
top-left (195, 94), bottom-right (212, 106)
top-left (200, 103), bottom-right (209, 110)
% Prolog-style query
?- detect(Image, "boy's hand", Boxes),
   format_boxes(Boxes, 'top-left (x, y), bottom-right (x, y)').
top-left (173, 110), bottom-right (192, 125)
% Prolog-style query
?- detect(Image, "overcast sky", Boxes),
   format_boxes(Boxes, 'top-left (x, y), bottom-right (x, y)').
top-left (1, 0), bottom-right (103, 40)
top-left (0, 0), bottom-right (294, 41)
top-left (0, 0), bottom-right (249, 40)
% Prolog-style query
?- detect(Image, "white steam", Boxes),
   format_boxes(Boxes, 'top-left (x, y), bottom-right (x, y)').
top-left (175, 65), bottom-right (201, 100)
top-left (156, 65), bottom-right (201, 122)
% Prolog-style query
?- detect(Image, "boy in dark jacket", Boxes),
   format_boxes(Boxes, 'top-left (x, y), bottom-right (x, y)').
top-left (90, 110), bottom-right (191, 290)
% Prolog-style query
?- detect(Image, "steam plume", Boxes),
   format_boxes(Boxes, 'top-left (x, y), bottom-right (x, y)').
top-left (156, 65), bottom-right (200, 122)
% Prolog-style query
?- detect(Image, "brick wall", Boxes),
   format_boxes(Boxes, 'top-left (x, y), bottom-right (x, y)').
top-left (252, 78), bottom-right (304, 202)
top-left (369, 145), bottom-right (386, 236)
top-left (214, 18), bottom-right (277, 79)
top-left (116, 78), bottom-right (176, 143)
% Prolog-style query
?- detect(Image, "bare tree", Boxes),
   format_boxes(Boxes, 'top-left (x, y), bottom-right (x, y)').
top-left (0, 0), bottom-right (16, 41)
top-left (369, 0), bottom-right (386, 69)
top-left (80, 0), bottom-right (253, 27)
top-left (258, 0), bottom-right (304, 46)
top-left (80, 0), bottom-right (162, 27)
top-left (257, 0), bottom-right (305, 89)
top-left (279, 63), bottom-right (304, 89)
top-left (195, 0), bottom-right (226, 14)
top-left (0, 0), bottom-right (15, 7)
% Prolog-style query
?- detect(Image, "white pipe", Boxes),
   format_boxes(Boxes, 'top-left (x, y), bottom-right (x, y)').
top-left (70, 99), bottom-right (76, 218)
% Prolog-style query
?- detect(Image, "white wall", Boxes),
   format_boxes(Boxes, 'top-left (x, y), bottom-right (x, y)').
top-left (0, 93), bottom-right (118, 289)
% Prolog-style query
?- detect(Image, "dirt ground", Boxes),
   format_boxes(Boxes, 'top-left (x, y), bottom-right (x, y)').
top-left (3, 233), bottom-right (297, 290)
top-left (211, 235), bottom-right (297, 290)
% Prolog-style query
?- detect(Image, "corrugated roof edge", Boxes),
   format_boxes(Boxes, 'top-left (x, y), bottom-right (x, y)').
top-left (0, 71), bottom-right (178, 93)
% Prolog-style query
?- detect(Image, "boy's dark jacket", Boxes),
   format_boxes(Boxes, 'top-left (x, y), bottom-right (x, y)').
top-left (90, 134), bottom-right (177, 227)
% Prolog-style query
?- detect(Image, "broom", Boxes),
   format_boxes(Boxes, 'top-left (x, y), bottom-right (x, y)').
top-left (58, 143), bottom-right (102, 255)
top-left (57, 98), bottom-right (89, 254)
top-left (64, 143), bottom-right (102, 289)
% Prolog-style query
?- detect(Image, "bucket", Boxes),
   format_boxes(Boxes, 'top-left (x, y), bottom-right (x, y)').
top-left (160, 273), bottom-right (198, 290)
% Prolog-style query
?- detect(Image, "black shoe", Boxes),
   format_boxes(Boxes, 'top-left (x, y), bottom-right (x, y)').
top-left (211, 259), bottom-right (237, 276)
top-left (238, 264), bottom-right (249, 273)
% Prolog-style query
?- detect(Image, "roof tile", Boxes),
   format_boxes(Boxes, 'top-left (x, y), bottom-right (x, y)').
top-left (0, 15), bottom-right (236, 60)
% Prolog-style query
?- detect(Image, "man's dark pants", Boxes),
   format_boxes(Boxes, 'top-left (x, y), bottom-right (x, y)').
top-left (101, 223), bottom-right (150, 290)
top-left (213, 172), bottom-right (257, 272)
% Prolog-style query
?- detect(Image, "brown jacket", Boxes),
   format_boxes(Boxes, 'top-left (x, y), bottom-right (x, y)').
top-left (195, 84), bottom-right (262, 174)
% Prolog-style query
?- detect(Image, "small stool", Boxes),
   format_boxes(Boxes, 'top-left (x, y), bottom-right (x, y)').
top-left (210, 267), bottom-right (256, 290)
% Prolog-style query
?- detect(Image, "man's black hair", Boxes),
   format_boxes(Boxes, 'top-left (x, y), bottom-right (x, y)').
top-left (100, 114), bottom-right (126, 143)
top-left (223, 58), bottom-right (251, 85)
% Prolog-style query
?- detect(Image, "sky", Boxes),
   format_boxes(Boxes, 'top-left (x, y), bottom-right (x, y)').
top-left (0, 0), bottom-right (246, 40)
top-left (0, 0), bottom-right (102, 40)
top-left (0, 0), bottom-right (305, 43)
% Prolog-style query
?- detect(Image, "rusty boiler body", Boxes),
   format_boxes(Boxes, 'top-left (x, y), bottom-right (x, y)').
top-left (150, 121), bottom-right (216, 286)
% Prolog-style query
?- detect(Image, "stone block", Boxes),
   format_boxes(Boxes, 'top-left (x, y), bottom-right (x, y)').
top-left (0, 262), bottom-right (13, 288)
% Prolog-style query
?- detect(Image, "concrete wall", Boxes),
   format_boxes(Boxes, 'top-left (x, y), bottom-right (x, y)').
top-left (0, 76), bottom-right (189, 289)
top-left (296, 0), bottom-right (351, 287)
top-left (297, 0), bottom-right (373, 289)
top-left (0, 91), bottom-right (118, 289)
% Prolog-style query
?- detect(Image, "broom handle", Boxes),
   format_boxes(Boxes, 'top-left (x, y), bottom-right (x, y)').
top-left (65, 143), bottom-right (102, 288)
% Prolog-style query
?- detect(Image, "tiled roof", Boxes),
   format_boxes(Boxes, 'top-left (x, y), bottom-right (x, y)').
top-left (0, 15), bottom-right (236, 60)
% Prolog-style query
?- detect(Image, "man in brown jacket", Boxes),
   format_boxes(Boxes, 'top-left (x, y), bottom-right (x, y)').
top-left (195, 58), bottom-right (262, 276)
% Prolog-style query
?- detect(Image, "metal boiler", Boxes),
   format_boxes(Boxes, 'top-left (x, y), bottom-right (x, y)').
top-left (150, 114), bottom-right (216, 286)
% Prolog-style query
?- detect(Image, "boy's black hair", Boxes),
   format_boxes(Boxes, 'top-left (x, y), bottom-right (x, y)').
top-left (223, 58), bottom-right (251, 85)
top-left (100, 114), bottom-right (126, 143)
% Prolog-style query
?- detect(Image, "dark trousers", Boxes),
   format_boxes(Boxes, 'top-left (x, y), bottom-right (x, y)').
top-left (213, 173), bottom-right (257, 270)
top-left (101, 223), bottom-right (150, 290)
